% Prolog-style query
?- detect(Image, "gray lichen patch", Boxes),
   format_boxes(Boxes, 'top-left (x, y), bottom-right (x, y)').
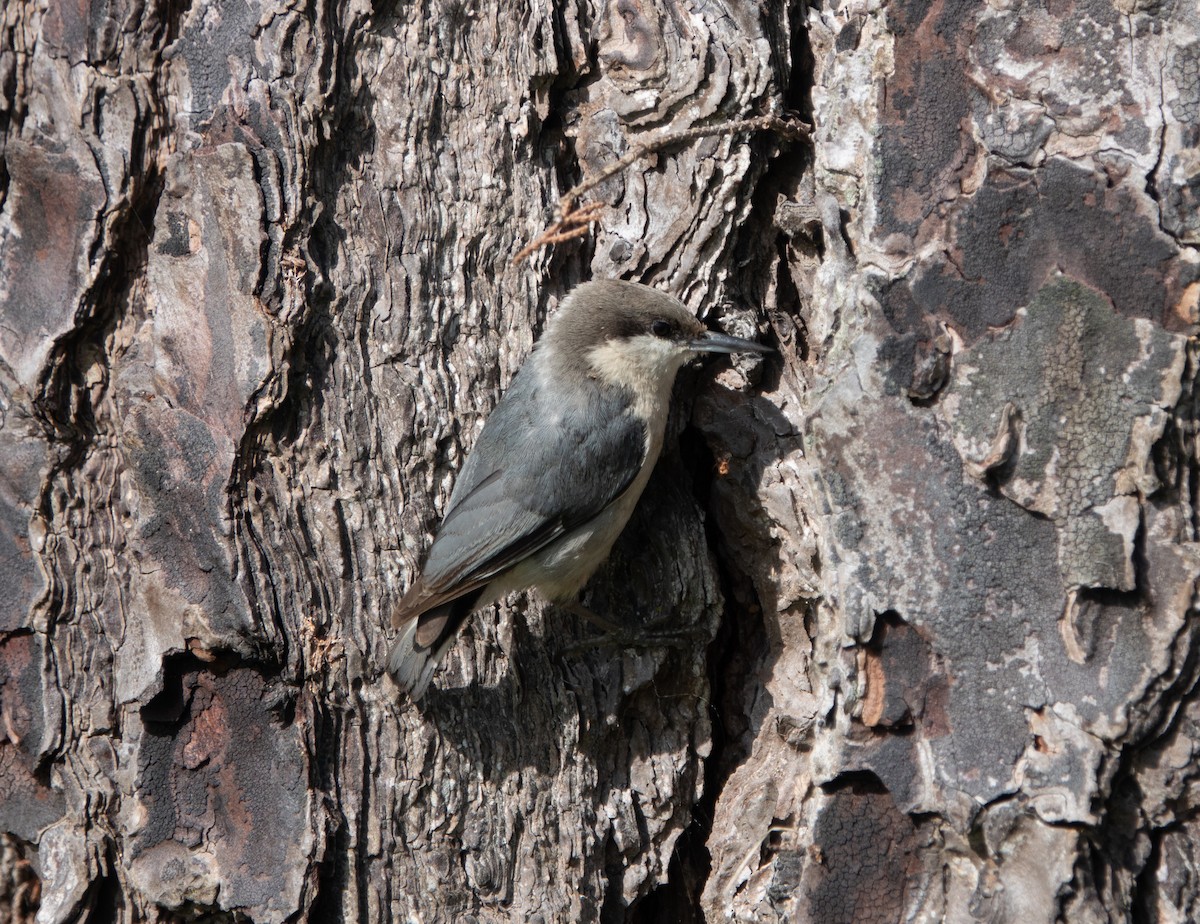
top-left (808, 366), bottom-right (1062, 803)
top-left (944, 275), bottom-right (1187, 593)
top-left (806, 303), bottom-right (1194, 818)
top-left (799, 775), bottom-right (921, 924)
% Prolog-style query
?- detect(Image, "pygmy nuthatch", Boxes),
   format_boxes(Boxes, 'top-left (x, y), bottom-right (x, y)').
top-left (388, 279), bottom-right (770, 699)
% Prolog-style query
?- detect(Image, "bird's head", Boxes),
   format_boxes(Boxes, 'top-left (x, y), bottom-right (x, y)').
top-left (544, 280), bottom-right (771, 389)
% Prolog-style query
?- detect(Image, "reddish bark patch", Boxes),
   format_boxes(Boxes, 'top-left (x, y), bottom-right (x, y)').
top-left (0, 140), bottom-right (104, 387)
top-left (861, 613), bottom-right (932, 729)
top-left (134, 663), bottom-right (307, 917)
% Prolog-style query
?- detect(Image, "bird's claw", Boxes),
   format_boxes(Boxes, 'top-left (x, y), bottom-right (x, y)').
top-left (563, 618), bottom-right (706, 656)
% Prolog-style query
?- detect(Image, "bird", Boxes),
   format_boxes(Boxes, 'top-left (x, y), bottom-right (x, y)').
top-left (387, 279), bottom-right (770, 699)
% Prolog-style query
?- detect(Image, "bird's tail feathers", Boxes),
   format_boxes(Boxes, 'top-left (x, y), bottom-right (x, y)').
top-left (388, 622), bottom-right (437, 701)
top-left (387, 604), bottom-right (461, 700)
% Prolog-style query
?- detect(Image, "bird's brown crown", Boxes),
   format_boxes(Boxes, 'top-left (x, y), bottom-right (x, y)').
top-left (542, 280), bottom-right (707, 360)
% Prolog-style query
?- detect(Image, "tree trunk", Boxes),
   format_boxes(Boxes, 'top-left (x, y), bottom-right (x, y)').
top-left (1, 0), bottom-right (1197, 921)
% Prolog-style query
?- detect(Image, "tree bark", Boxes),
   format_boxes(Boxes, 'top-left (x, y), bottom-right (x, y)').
top-left (1, 0), bottom-right (1198, 922)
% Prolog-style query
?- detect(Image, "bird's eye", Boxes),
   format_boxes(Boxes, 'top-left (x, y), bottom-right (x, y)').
top-left (651, 319), bottom-right (672, 338)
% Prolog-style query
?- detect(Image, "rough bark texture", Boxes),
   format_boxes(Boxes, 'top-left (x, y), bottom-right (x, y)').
top-left (1, 0), bottom-right (1197, 922)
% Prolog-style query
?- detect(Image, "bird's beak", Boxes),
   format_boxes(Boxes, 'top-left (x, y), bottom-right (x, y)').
top-left (687, 330), bottom-right (773, 355)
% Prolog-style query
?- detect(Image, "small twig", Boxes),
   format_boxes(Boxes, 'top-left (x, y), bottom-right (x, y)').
top-left (514, 112), bottom-right (811, 265)
top-left (560, 113), bottom-right (810, 213)
top-left (513, 200), bottom-right (605, 264)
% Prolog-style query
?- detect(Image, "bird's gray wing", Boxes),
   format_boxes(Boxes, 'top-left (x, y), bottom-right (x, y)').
top-left (393, 369), bottom-right (646, 625)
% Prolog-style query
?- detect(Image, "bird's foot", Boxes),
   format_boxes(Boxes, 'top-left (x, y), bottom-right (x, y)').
top-left (558, 599), bottom-right (704, 655)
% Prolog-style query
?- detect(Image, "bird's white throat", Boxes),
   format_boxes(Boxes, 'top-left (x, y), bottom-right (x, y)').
top-left (586, 334), bottom-right (690, 428)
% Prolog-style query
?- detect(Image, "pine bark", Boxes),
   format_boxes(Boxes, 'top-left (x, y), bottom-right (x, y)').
top-left (1, 0), bottom-right (1198, 922)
